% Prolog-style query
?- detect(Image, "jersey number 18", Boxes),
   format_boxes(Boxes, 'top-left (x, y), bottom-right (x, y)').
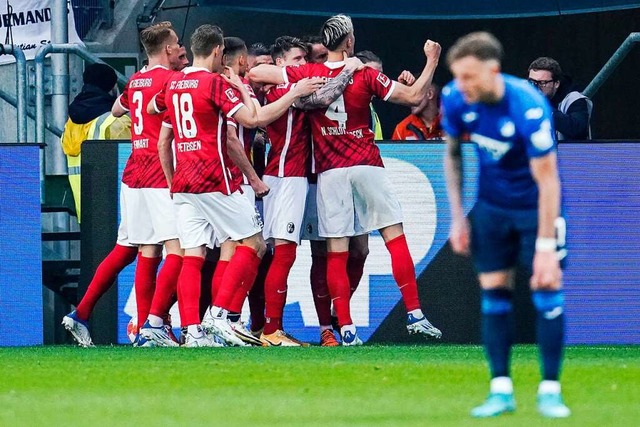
top-left (171, 93), bottom-right (197, 139)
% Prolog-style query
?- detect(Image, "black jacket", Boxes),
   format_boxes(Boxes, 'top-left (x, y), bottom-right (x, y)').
top-left (68, 84), bottom-right (116, 124)
top-left (549, 76), bottom-right (592, 140)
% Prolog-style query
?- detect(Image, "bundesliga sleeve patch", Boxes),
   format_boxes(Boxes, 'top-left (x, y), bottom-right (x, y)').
top-left (376, 73), bottom-right (391, 88)
top-left (225, 88), bottom-right (239, 103)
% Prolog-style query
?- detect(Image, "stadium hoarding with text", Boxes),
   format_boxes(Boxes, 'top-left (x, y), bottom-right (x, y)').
top-left (77, 141), bottom-right (640, 346)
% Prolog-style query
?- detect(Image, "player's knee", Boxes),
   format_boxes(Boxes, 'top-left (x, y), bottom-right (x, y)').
top-left (481, 289), bottom-right (513, 315)
top-left (532, 291), bottom-right (564, 312)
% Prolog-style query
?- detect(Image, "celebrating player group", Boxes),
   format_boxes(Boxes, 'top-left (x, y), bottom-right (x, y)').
top-left (63, 13), bottom-right (570, 419)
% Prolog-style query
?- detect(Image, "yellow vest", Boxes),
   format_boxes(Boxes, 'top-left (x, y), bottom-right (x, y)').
top-left (370, 103), bottom-right (383, 140)
top-left (60, 113), bottom-right (131, 222)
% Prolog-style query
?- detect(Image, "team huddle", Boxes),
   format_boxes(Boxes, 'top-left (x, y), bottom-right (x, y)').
top-left (62, 14), bottom-right (571, 419)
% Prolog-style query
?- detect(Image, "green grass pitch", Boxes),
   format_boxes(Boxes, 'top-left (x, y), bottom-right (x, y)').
top-left (0, 345), bottom-right (637, 426)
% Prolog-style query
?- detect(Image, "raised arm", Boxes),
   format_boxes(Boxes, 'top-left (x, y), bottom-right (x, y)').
top-left (295, 57), bottom-right (363, 110)
top-left (529, 151), bottom-right (562, 290)
top-left (223, 67), bottom-right (259, 128)
top-left (444, 134), bottom-right (470, 256)
top-left (387, 40), bottom-right (441, 107)
top-left (246, 64), bottom-right (287, 85)
top-left (254, 78), bottom-right (325, 126)
top-left (157, 125), bottom-right (175, 189)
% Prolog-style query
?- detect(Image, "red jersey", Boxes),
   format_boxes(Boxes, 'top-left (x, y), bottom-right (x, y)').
top-left (227, 77), bottom-right (257, 185)
top-left (264, 82), bottom-right (310, 177)
top-left (163, 67), bottom-right (245, 194)
top-left (283, 62), bottom-right (396, 173)
top-left (118, 65), bottom-right (175, 188)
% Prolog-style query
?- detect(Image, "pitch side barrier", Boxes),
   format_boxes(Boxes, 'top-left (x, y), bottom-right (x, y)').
top-left (0, 143), bottom-right (43, 346)
top-left (77, 140), bottom-right (640, 346)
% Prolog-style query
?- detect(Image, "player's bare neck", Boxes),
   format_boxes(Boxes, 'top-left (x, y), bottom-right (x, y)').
top-left (486, 74), bottom-right (506, 104)
top-left (326, 50), bottom-right (345, 63)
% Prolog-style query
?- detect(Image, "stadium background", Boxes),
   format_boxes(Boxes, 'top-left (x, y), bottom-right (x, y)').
top-left (76, 141), bottom-right (640, 345)
top-left (1, 2), bottom-right (640, 347)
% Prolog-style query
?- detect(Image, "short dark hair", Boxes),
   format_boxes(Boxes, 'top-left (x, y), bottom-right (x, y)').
top-left (301, 35), bottom-right (323, 45)
top-left (223, 36), bottom-right (247, 65)
top-left (271, 36), bottom-right (308, 61)
top-left (528, 57), bottom-right (563, 81)
top-left (190, 24), bottom-right (224, 58)
top-left (247, 42), bottom-right (271, 58)
top-left (446, 31), bottom-right (503, 67)
top-left (321, 14), bottom-right (353, 51)
top-left (140, 21), bottom-right (175, 57)
top-left (355, 50), bottom-right (382, 66)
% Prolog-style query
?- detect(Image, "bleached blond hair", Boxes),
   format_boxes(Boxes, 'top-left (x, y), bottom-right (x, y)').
top-left (321, 14), bottom-right (353, 51)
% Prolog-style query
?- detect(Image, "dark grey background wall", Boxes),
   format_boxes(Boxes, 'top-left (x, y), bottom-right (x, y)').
top-left (156, 6), bottom-right (640, 139)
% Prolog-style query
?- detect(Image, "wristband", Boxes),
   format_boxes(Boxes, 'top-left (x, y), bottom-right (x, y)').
top-left (535, 237), bottom-right (557, 253)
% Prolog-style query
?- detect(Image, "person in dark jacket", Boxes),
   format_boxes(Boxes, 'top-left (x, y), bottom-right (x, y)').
top-left (527, 57), bottom-right (593, 140)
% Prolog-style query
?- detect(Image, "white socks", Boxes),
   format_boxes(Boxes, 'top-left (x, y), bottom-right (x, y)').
top-left (538, 380), bottom-right (561, 395)
top-left (489, 377), bottom-right (561, 395)
top-left (490, 377), bottom-right (514, 394)
top-left (147, 314), bottom-right (163, 328)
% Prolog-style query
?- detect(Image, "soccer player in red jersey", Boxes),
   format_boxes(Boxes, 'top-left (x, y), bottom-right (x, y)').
top-left (212, 36), bottom-right (323, 345)
top-left (109, 22), bottom-right (187, 347)
top-left (248, 14), bottom-right (444, 345)
top-left (259, 36), bottom-right (313, 346)
top-left (157, 25), bottom-right (322, 347)
top-left (62, 22), bottom-right (187, 347)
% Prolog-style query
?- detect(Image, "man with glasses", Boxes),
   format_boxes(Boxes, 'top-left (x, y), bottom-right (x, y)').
top-left (528, 57), bottom-right (592, 140)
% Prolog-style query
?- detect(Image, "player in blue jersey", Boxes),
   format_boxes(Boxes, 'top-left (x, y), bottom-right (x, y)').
top-left (441, 32), bottom-right (570, 419)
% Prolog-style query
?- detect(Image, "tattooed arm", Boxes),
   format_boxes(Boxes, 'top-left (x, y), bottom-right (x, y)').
top-left (294, 57), bottom-right (363, 110)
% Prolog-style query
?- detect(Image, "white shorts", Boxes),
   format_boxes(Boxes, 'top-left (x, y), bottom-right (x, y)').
top-left (262, 175), bottom-right (308, 244)
top-left (317, 165), bottom-right (403, 238)
top-left (121, 184), bottom-right (178, 245)
top-left (300, 182), bottom-right (322, 241)
top-left (241, 184), bottom-right (256, 206)
top-left (115, 185), bottom-right (135, 247)
top-left (173, 191), bottom-right (263, 249)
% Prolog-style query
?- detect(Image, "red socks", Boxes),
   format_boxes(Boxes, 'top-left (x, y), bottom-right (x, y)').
top-left (75, 244), bottom-right (138, 320)
top-left (263, 243), bottom-right (297, 334)
top-left (213, 246), bottom-right (261, 311)
top-left (347, 255), bottom-right (366, 296)
top-left (310, 253), bottom-right (332, 327)
top-left (211, 260), bottom-right (229, 303)
top-left (177, 256), bottom-right (204, 327)
top-left (148, 254), bottom-right (182, 318)
top-left (326, 251), bottom-right (352, 327)
top-left (134, 254), bottom-right (162, 326)
top-left (386, 234), bottom-right (420, 311)
top-left (228, 254), bottom-right (261, 313)
top-left (248, 251), bottom-right (271, 333)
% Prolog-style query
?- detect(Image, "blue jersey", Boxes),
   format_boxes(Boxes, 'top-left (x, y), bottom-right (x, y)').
top-left (441, 74), bottom-right (556, 209)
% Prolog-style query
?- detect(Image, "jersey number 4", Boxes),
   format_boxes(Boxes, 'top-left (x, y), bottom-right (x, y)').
top-left (325, 94), bottom-right (347, 129)
top-left (171, 93), bottom-right (197, 139)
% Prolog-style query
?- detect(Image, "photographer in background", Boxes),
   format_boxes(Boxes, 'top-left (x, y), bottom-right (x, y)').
top-left (527, 57), bottom-right (593, 140)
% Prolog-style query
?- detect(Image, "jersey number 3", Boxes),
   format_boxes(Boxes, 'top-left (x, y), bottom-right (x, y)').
top-left (172, 93), bottom-right (197, 139)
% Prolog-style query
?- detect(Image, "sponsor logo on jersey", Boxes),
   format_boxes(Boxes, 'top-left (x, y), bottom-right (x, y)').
top-left (462, 112), bottom-right (478, 123)
top-left (499, 119), bottom-right (516, 138)
top-left (525, 107), bottom-right (544, 120)
top-left (470, 133), bottom-right (512, 160)
top-left (531, 119), bottom-right (554, 151)
top-left (225, 88), bottom-right (239, 103)
top-left (287, 222), bottom-right (295, 233)
top-left (376, 73), bottom-right (391, 88)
